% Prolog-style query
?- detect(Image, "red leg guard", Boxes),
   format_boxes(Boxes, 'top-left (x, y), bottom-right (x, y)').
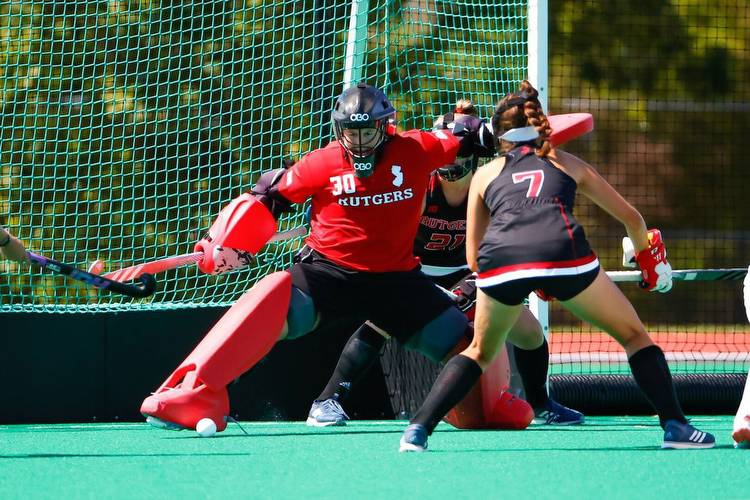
top-left (444, 345), bottom-right (533, 430)
top-left (141, 271), bottom-right (292, 431)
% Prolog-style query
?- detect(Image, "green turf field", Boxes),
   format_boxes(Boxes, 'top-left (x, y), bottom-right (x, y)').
top-left (1, 417), bottom-right (748, 499)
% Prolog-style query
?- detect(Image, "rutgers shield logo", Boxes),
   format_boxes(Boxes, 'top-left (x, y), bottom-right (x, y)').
top-left (391, 165), bottom-right (403, 187)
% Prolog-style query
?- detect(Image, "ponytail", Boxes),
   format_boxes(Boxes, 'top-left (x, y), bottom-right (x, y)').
top-left (492, 80), bottom-right (552, 157)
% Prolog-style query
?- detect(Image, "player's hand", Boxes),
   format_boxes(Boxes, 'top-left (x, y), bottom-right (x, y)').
top-left (448, 115), bottom-right (496, 158)
top-left (634, 229), bottom-right (672, 293)
top-left (0, 229), bottom-right (29, 263)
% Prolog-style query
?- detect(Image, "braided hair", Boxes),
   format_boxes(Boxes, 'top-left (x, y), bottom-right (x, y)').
top-left (491, 80), bottom-right (552, 157)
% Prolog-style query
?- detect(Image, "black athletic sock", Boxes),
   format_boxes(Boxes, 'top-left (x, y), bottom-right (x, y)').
top-left (628, 345), bottom-right (687, 428)
top-left (513, 339), bottom-right (550, 410)
top-left (411, 355), bottom-right (483, 434)
top-left (316, 323), bottom-right (386, 402)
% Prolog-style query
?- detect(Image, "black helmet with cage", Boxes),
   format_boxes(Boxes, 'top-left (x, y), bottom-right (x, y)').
top-left (331, 83), bottom-right (396, 178)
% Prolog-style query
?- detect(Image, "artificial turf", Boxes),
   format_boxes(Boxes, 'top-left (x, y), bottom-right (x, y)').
top-left (1, 416), bottom-right (747, 499)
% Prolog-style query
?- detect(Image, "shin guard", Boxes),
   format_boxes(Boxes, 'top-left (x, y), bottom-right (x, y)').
top-left (444, 345), bottom-right (533, 430)
top-left (141, 271), bottom-right (292, 431)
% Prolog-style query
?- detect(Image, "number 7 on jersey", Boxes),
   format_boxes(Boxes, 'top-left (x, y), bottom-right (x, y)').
top-left (512, 170), bottom-right (545, 197)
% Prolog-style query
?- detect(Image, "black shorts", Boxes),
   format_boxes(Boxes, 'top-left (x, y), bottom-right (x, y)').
top-left (290, 247), bottom-right (455, 342)
top-left (479, 266), bottom-right (600, 306)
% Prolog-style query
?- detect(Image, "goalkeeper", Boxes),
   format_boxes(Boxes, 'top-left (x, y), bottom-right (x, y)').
top-left (399, 81), bottom-right (715, 451)
top-left (306, 100), bottom-right (583, 429)
top-left (140, 83), bottom-right (499, 433)
top-left (0, 226), bottom-right (28, 263)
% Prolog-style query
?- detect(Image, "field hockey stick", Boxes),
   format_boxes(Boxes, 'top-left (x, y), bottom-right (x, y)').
top-left (27, 252), bottom-right (157, 298)
top-left (548, 113), bottom-right (594, 147)
top-left (93, 225), bottom-right (308, 282)
top-left (607, 268), bottom-right (748, 282)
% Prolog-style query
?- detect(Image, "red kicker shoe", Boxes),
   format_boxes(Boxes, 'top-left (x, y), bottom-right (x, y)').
top-left (141, 381), bottom-right (229, 432)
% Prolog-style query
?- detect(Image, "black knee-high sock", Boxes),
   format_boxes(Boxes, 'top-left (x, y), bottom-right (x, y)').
top-left (628, 345), bottom-right (687, 428)
top-left (513, 339), bottom-right (550, 410)
top-left (411, 355), bottom-right (483, 434)
top-left (316, 323), bottom-right (386, 402)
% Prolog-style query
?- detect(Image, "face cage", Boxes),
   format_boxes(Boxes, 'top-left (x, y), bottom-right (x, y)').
top-left (334, 119), bottom-right (388, 160)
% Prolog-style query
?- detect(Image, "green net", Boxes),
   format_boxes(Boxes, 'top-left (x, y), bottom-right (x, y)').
top-left (544, 0), bottom-right (750, 385)
top-left (0, 0), bottom-right (528, 312)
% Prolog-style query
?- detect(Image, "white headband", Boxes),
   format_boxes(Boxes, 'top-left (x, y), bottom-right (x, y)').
top-left (499, 125), bottom-right (539, 143)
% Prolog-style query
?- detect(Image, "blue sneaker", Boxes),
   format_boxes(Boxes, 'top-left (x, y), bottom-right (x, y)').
top-left (399, 423), bottom-right (428, 452)
top-left (306, 398), bottom-right (349, 427)
top-left (534, 398), bottom-right (585, 425)
top-left (662, 420), bottom-right (715, 449)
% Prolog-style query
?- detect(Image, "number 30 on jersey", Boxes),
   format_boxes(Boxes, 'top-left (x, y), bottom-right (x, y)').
top-left (330, 174), bottom-right (357, 195)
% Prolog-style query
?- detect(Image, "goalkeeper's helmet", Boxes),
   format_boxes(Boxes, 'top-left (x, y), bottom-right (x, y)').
top-left (332, 83), bottom-right (396, 178)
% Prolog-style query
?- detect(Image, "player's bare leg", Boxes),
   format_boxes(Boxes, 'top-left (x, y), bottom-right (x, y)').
top-left (443, 337), bottom-right (533, 430)
top-left (507, 308), bottom-right (584, 425)
top-left (561, 268), bottom-right (714, 449)
top-left (401, 290), bottom-right (524, 451)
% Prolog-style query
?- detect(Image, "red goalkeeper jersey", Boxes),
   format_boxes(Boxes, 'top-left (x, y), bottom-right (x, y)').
top-left (279, 129), bottom-right (460, 272)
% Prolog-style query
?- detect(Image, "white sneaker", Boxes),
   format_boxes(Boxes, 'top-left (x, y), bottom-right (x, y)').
top-left (306, 398), bottom-right (349, 427)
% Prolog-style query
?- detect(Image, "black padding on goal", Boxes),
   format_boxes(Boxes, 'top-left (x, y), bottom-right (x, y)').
top-left (550, 373), bottom-right (747, 415)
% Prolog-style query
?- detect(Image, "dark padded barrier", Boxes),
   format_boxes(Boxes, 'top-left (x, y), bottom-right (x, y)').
top-left (0, 309), bottom-right (392, 423)
top-left (550, 374), bottom-right (746, 415)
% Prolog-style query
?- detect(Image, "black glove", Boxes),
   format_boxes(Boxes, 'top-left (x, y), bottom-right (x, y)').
top-left (451, 274), bottom-right (477, 313)
top-left (251, 168), bottom-right (294, 218)
top-left (449, 114), bottom-right (496, 158)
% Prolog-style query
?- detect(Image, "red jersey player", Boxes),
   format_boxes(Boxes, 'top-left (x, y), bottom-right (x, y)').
top-left (140, 83), bottom-right (497, 433)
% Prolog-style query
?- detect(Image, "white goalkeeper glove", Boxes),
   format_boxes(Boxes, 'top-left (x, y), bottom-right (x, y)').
top-left (622, 236), bottom-right (637, 268)
top-left (208, 246), bottom-right (254, 275)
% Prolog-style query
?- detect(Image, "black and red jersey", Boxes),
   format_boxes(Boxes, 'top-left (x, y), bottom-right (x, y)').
top-left (415, 172), bottom-right (468, 273)
top-left (476, 145), bottom-right (597, 287)
top-left (279, 129), bottom-right (460, 272)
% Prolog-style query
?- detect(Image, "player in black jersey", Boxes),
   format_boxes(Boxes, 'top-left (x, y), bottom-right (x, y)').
top-left (307, 100), bottom-right (583, 430)
top-left (399, 81), bottom-right (715, 452)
